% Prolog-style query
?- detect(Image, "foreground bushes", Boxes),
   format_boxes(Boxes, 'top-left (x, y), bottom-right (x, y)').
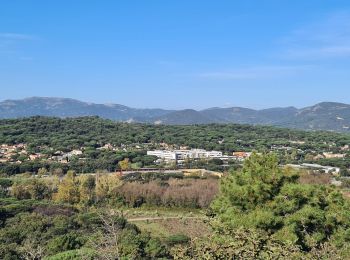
top-left (171, 228), bottom-right (350, 259)
top-left (211, 153), bottom-right (350, 251)
top-left (171, 153), bottom-right (350, 258)
top-left (0, 202), bottom-right (170, 259)
top-left (3, 153), bottom-right (350, 258)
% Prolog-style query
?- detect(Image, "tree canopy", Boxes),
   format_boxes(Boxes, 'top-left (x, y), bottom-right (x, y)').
top-left (211, 153), bottom-right (350, 251)
top-left (174, 153), bottom-right (350, 258)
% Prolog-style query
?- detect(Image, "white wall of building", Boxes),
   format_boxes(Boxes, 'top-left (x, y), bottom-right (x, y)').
top-left (147, 149), bottom-right (223, 161)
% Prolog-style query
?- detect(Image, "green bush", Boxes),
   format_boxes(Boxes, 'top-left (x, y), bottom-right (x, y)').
top-left (46, 233), bottom-right (84, 255)
top-left (44, 248), bottom-right (97, 260)
top-left (210, 153), bottom-right (350, 252)
top-left (166, 234), bottom-right (190, 246)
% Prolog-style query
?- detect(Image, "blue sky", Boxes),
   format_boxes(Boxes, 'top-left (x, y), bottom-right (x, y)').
top-left (1, 1), bottom-right (350, 109)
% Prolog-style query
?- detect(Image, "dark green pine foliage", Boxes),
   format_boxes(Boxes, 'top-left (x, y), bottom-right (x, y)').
top-left (211, 152), bottom-right (350, 251)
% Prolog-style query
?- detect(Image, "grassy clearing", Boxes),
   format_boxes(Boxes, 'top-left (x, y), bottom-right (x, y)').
top-left (135, 218), bottom-right (211, 239)
top-left (118, 206), bottom-right (210, 239)
top-left (121, 206), bottom-right (204, 219)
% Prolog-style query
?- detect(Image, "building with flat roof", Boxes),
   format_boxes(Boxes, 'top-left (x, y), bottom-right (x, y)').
top-left (147, 149), bottom-right (223, 162)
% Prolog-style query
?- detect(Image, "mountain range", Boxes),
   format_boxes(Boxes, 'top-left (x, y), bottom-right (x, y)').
top-left (1, 97), bottom-right (350, 132)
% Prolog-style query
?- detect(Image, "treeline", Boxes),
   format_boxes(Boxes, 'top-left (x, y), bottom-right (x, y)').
top-left (117, 178), bottom-right (218, 208)
top-left (0, 150), bottom-right (157, 175)
top-left (1, 172), bottom-right (219, 209)
top-left (1, 116), bottom-right (349, 153)
top-left (0, 155), bottom-right (234, 176)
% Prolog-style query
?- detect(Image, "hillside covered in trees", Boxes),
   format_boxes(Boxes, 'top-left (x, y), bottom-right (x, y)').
top-left (1, 116), bottom-right (350, 176)
top-left (1, 116), bottom-right (349, 152)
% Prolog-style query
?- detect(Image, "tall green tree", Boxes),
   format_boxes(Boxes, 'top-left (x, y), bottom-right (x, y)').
top-left (210, 152), bottom-right (350, 252)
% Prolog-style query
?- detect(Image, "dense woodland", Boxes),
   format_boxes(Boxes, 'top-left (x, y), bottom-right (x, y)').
top-left (1, 116), bottom-right (350, 152)
top-left (1, 116), bottom-right (350, 175)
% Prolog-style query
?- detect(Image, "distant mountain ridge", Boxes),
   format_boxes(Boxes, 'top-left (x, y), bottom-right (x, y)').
top-left (1, 97), bottom-right (350, 132)
top-left (0, 97), bottom-right (173, 121)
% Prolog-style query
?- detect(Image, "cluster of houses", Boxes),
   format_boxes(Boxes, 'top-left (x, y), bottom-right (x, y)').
top-left (2, 141), bottom-right (347, 177)
top-left (147, 149), bottom-right (252, 163)
top-left (50, 150), bottom-right (83, 163)
top-left (97, 143), bottom-right (120, 151)
top-left (0, 143), bottom-right (27, 163)
top-left (0, 143), bottom-right (85, 164)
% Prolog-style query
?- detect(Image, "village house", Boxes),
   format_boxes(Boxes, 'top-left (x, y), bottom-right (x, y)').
top-left (323, 152), bottom-right (346, 159)
top-left (232, 152), bottom-right (252, 160)
top-left (29, 153), bottom-right (43, 160)
top-left (0, 143), bottom-right (28, 163)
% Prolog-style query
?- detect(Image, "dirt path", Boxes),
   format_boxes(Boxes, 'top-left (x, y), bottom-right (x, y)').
top-left (127, 216), bottom-right (206, 222)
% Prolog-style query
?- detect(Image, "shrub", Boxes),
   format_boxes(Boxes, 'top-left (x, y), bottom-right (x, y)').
top-left (166, 234), bottom-right (190, 246)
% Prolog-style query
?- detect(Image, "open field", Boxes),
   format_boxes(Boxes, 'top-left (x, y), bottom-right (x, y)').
top-left (121, 207), bottom-right (210, 239)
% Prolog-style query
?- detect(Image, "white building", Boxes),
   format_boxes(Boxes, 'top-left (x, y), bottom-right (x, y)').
top-left (147, 150), bottom-right (177, 161)
top-left (147, 149), bottom-right (223, 161)
top-left (205, 150), bottom-right (223, 158)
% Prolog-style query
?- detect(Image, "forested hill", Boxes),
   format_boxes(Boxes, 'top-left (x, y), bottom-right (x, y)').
top-left (0, 116), bottom-right (349, 153)
top-left (1, 97), bottom-right (350, 132)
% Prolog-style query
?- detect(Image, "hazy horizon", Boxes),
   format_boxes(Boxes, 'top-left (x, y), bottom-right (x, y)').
top-left (1, 96), bottom-right (348, 111)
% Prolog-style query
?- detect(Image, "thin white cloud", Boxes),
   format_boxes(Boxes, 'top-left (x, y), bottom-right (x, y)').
top-left (0, 33), bottom-right (37, 60)
top-left (0, 33), bottom-right (35, 40)
top-left (197, 12), bottom-right (350, 81)
top-left (198, 65), bottom-right (310, 80)
top-left (281, 11), bottom-right (350, 59)
top-left (286, 46), bottom-right (350, 59)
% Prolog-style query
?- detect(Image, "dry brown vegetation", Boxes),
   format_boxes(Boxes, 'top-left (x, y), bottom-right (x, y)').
top-left (116, 178), bottom-right (219, 208)
top-left (298, 171), bottom-right (331, 185)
